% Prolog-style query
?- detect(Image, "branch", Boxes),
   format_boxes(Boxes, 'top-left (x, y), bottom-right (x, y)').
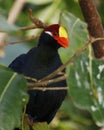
top-left (4, 35), bottom-right (38, 45)
top-left (25, 76), bottom-right (37, 82)
top-left (19, 9), bottom-right (47, 31)
top-left (0, 0), bottom-right (26, 41)
top-left (0, 0), bottom-right (26, 57)
top-left (28, 87), bottom-right (68, 91)
top-left (41, 41), bottom-right (90, 81)
top-left (27, 73), bottom-right (67, 88)
top-left (19, 25), bottom-right (38, 31)
top-left (40, 37), bottom-right (104, 82)
top-left (4, 9), bottom-right (47, 46)
top-left (28, 9), bottom-right (47, 29)
top-left (26, 40), bottom-right (90, 91)
top-left (26, 37), bottom-right (104, 91)
top-left (78, 0), bottom-right (104, 59)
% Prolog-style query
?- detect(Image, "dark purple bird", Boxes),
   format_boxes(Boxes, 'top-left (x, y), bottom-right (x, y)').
top-left (9, 24), bottom-right (69, 125)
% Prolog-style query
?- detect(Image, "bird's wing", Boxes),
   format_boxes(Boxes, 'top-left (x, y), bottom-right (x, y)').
top-left (9, 54), bottom-right (26, 73)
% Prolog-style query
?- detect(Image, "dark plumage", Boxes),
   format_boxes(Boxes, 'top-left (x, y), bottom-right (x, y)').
top-left (9, 24), bottom-right (69, 125)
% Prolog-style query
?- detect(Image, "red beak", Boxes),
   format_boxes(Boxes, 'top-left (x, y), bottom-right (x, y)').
top-left (54, 36), bottom-right (69, 48)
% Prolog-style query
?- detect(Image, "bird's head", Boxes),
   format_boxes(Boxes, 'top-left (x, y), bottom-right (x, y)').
top-left (39, 24), bottom-right (69, 49)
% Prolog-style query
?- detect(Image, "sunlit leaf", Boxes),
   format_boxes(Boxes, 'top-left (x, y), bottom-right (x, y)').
top-left (67, 51), bottom-right (104, 126)
top-left (33, 122), bottom-right (50, 130)
top-left (27, 0), bottom-right (52, 5)
top-left (59, 11), bottom-right (88, 62)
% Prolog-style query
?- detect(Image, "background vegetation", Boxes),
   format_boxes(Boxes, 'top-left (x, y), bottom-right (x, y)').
top-left (0, 0), bottom-right (104, 130)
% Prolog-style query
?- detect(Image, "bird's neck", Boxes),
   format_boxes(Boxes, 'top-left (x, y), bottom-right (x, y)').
top-left (38, 32), bottom-right (60, 50)
top-left (33, 32), bottom-right (60, 63)
top-left (38, 45), bottom-right (58, 61)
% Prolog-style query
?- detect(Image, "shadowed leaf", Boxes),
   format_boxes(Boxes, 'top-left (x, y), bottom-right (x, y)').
top-left (0, 15), bottom-right (18, 32)
top-left (0, 65), bottom-right (28, 130)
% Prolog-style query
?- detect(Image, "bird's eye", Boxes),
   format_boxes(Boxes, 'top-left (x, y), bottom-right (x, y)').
top-left (53, 32), bottom-right (58, 36)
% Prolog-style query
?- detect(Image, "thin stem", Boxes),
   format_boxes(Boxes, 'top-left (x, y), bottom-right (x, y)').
top-left (28, 9), bottom-right (47, 28)
top-left (25, 37), bottom-right (104, 90)
top-left (40, 37), bottom-right (104, 82)
top-left (27, 74), bottom-right (67, 88)
top-left (0, 0), bottom-right (26, 57)
top-left (28, 86), bottom-right (68, 91)
top-left (25, 76), bottom-right (37, 82)
top-left (41, 42), bottom-right (89, 81)
top-left (19, 25), bottom-right (38, 31)
top-left (92, 37), bottom-right (104, 43)
top-left (5, 35), bottom-right (37, 45)
top-left (21, 104), bottom-right (26, 130)
top-left (0, 0), bottom-right (26, 43)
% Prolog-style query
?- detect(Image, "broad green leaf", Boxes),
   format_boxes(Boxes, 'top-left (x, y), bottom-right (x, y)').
top-left (61, 99), bottom-right (93, 126)
top-left (32, 0), bottom-right (61, 24)
top-left (59, 11), bottom-right (88, 62)
top-left (33, 122), bottom-right (50, 130)
top-left (0, 15), bottom-right (18, 32)
top-left (0, 66), bottom-right (28, 130)
top-left (67, 51), bottom-right (104, 126)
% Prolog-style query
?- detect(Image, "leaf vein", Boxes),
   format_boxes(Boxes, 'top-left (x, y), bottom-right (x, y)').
top-left (70, 18), bottom-right (80, 37)
top-left (0, 73), bottom-right (17, 103)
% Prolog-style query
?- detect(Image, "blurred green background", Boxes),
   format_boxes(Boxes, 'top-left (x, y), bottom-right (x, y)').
top-left (0, 0), bottom-right (104, 130)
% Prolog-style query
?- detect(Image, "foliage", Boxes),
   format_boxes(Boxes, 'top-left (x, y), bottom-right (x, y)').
top-left (0, 65), bottom-right (28, 130)
top-left (59, 11), bottom-right (88, 62)
top-left (68, 52), bottom-right (104, 125)
top-left (0, 0), bottom-right (104, 130)
top-left (0, 15), bottom-right (17, 32)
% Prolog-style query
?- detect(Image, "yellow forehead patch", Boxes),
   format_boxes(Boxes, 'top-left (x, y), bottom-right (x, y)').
top-left (59, 26), bottom-right (68, 38)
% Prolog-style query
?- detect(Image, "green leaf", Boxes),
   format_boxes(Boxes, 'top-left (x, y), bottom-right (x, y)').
top-left (32, 122), bottom-right (50, 130)
top-left (27, 0), bottom-right (52, 5)
top-left (0, 42), bottom-right (29, 65)
top-left (0, 15), bottom-right (18, 32)
top-left (67, 51), bottom-right (104, 126)
top-left (0, 65), bottom-right (28, 130)
top-left (61, 99), bottom-right (93, 126)
top-left (59, 11), bottom-right (88, 62)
